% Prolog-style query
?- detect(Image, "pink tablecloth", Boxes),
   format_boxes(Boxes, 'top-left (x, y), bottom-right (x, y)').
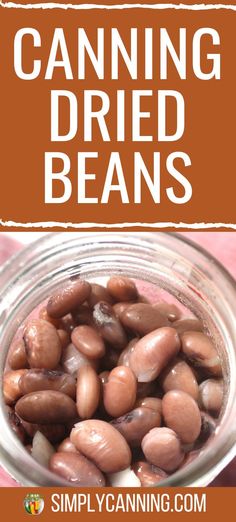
top-left (0, 232), bottom-right (235, 486)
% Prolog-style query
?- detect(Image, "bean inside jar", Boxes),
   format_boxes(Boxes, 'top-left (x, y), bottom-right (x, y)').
top-left (3, 275), bottom-right (224, 487)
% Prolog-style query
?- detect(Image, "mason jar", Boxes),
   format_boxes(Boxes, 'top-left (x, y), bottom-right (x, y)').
top-left (0, 232), bottom-right (235, 486)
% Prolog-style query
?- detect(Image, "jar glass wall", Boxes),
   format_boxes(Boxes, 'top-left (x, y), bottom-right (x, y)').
top-left (0, 232), bottom-right (236, 486)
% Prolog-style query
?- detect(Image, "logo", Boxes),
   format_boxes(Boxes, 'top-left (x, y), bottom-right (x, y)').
top-left (23, 494), bottom-right (44, 515)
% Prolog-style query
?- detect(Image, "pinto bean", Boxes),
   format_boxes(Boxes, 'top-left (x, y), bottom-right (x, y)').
top-left (135, 397), bottom-right (162, 416)
top-left (107, 276), bottom-right (138, 302)
top-left (88, 283), bottom-right (113, 307)
top-left (199, 379), bottom-right (223, 416)
top-left (61, 343), bottom-right (98, 376)
top-left (19, 369), bottom-right (76, 398)
top-left (113, 302), bottom-right (133, 319)
top-left (153, 302), bottom-right (181, 322)
top-left (132, 461), bottom-right (168, 486)
top-left (21, 420), bottom-right (66, 443)
top-left (141, 427), bottom-right (184, 472)
top-left (72, 325), bottom-right (105, 359)
top-left (93, 302), bottom-right (127, 350)
top-left (38, 307), bottom-right (62, 328)
top-left (70, 419), bottom-right (131, 473)
top-left (160, 358), bottom-right (199, 400)
top-left (3, 369), bottom-right (27, 405)
top-left (99, 371), bottom-right (110, 384)
top-left (57, 438), bottom-right (80, 454)
top-left (8, 338), bottom-right (28, 370)
top-left (103, 366), bottom-right (137, 417)
top-left (59, 314), bottom-right (76, 333)
top-left (47, 280), bottom-right (91, 319)
top-left (15, 390), bottom-right (77, 424)
top-left (76, 365), bottom-right (101, 419)
top-left (179, 450), bottom-right (200, 469)
top-left (120, 303), bottom-right (169, 336)
top-left (162, 390), bottom-right (201, 444)
top-left (129, 327), bottom-right (180, 382)
top-left (173, 318), bottom-right (203, 335)
top-left (181, 331), bottom-right (222, 377)
top-left (111, 406), bottom-right (161, 447)
top-left (23, 319), bottom-right (62, 369)
top-left (118, 338), bottom-right (138, 367)
top-left (50, 451), bottom-right (105, 486)
top-left (57, 329), bottom-right (70, 350)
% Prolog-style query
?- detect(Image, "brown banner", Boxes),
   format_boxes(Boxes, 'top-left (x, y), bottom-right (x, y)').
top-left (0, 3), bottom-right (236, 230)
top-left (0, 487), bottom-right (234, 521)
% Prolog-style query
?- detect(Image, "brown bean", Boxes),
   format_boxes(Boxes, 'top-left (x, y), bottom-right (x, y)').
top-left (50, 451), bottom-right (105, 486)
top-left (57, 438), bottom-right (80, 454)
top-left (15, 390), bottom-right (77, 424)
top-left (120, 303), bottom-right (169, 336)
top-left (173, 318), bottom-right (203, 335)
top-left (3, 370), bottom-right (26, 405)
top-left (47, 280), bottom-right (91, 318)
top-left (181, 331), bottom-right (222, 377)
top-left (103, 366), bottom-right (137, 417)
top-left (141, 427), bottom-right (184, 472)
top-left (57, 329), bottom-right (70, 350)
top-left (118, 338), bottom-right (138, 367)
top-left (198, 412), bottom-right (217, 444)
top-left (59, 314), bottom-right (76, 333)
top-left (160, 358), bottom-right (199, 400)
top-left (107, 276), bottom-right (138, 302)
top-left (5, 405), bottom-right (26, 443)
top-left (21, 421), bottom-right (66, 443)
top-left (113, 302), bottom-right (133, 319)
top-left (99, 371), bottom-right (110, 384)
top-left (162, 390), bottom-right (201, 444)
top-left (199, 379), bottom-right (223, 416)
top-left (70, 419), bottom-right (131, 473)
top-left (71, 325), bottom-right (105, 359)
top-left (61, 343), bottom-right (98, 376)
top-left (76, 366), bottom-right (101, 419)
top-left (23, 319), bottom-right (62, 369)
top-left (88, 283), bottom-right (113, 307)
top-left (8, 338), bottom-right (28, 370)
top-left (153, 302), bottom-right (181, 322)
top-left (19, 369), bottom-right (76, 398)
top-left (132, 461), bottom-right (168, 486)
top-left (129, 327), bottom-right (180, 382)
top-left (93, 302), bottom-right (127, 350)
top-left (111, 406), bottom-right (161, 447)
top-left (135, 397), bottom-right (162, 415)
top-left (38, 306), bottom-right (62, 328)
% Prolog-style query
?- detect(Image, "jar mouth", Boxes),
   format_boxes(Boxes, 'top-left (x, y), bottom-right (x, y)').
top-left (0, 232), bottom-right (236, 487)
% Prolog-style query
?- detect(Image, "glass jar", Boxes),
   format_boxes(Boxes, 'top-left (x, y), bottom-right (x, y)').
top-left (0, 232), bottom-right (236, 487)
